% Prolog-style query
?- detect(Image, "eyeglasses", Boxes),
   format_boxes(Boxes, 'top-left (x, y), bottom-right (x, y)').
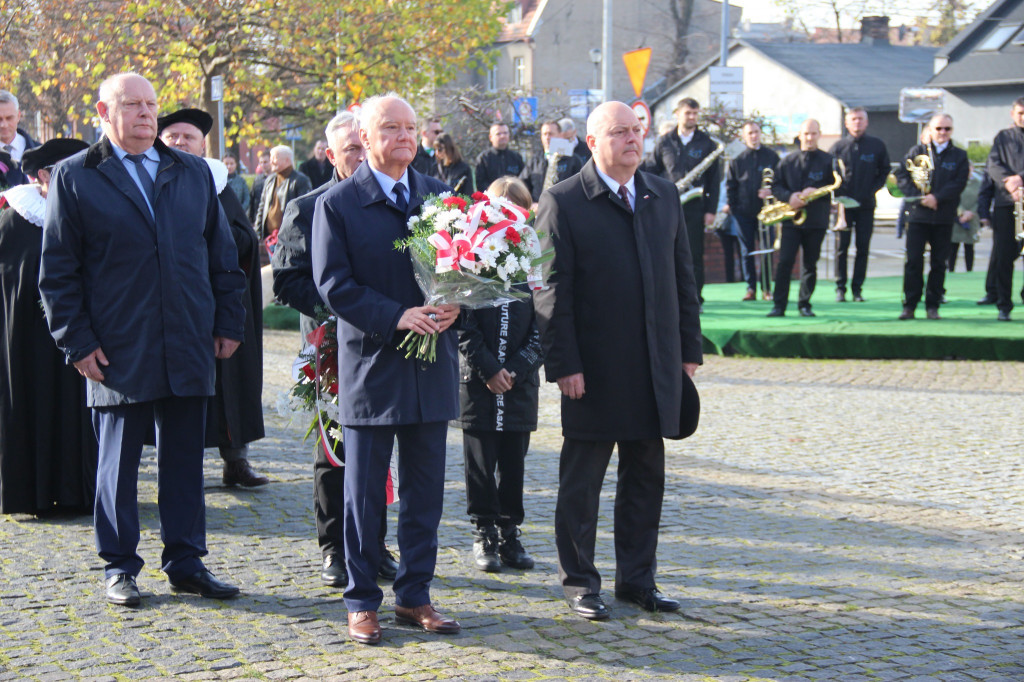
top-left (934, 126), bottom-right (952, 131)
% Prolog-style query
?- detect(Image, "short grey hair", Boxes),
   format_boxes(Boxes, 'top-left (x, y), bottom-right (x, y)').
top-left (98, 72), bottom-right (146, 104)
top-left (557, 117), bottom-right (576, 133)
top-left (270, 145), bottom-right (293, 162)
top-left (325, 111), bottom-right (359, 143)
top-left (359, 93), bottom-right (415, 132)
top-left (0, 90), bottom-right (19, 110)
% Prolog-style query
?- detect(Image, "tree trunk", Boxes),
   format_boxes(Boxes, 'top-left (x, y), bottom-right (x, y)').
top-left (666, 0), bottom-right (695, 85)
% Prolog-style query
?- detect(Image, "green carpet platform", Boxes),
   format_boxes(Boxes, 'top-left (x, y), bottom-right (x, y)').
top-left (700, 271), bottom-right (1024, 360)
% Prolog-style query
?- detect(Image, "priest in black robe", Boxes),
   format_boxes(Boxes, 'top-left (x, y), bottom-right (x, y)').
top-left (0, 138), bottom-right (97, 514)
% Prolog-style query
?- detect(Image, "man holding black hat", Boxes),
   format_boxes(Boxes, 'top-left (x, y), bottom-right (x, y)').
top-left (158, 107), bottom-right (268, 488)
top-left (39, 73), bottom-right (246, 607)
top-left (1, 137), bottom-right (98, 515)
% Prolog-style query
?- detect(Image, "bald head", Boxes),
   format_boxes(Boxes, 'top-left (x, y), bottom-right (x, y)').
top-left (798, 118), bottom-right (821, 151)
top-left (359, 93), bottom-right (418, 179)
top-left (97, 73), bottom-right (158, 154)
top-left (586, 102), bottom-right (644, 183)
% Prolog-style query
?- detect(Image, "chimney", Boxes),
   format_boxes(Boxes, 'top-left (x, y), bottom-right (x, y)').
top-left (860, 15), bottom-right (891, 46)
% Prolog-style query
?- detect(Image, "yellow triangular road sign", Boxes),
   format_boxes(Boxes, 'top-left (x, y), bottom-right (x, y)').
top-left (623, 48), bottom-right (652, 99)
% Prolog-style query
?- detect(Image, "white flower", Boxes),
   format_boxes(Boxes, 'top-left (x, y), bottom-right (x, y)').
top-left (496, 264), bottom-right (508, 281)
top-left (519, 256), bottom-right (532, 273)
top-left (503, 252), bottom-right (520, 274)
top-left (328, 426), bottom-right (344, 442)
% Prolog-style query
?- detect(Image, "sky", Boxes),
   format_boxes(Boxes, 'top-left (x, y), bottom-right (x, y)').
top-left (732, 0), bottom-right (970, 29)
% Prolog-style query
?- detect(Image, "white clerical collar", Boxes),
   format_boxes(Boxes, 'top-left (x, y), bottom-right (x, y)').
top-left (368, 163), bottom-right (410, 204)
top-left (595, 167), bottom-right (636, 209)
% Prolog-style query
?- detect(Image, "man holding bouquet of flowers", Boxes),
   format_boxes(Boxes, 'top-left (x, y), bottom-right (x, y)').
top-left (534, 101), bottom-right (703, 621)
top-left (312, 93), bottom-right (461, 645)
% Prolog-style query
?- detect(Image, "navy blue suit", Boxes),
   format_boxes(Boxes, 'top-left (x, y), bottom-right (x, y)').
top-left (40, 138), bottom-right (245, 581)
top-left (312, 161), bottom-right (456, 613)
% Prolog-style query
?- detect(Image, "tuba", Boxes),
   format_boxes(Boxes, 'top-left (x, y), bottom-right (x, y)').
top-left (677, 138), bottom-right (725, 204)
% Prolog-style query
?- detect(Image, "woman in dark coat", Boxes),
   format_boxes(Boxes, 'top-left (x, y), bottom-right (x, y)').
top-left (453, 177), bottom-right (541, 573)
top-left (433, 133), bottom-right (474, 195)
top-left (0, 138), bottom-right (97, 514)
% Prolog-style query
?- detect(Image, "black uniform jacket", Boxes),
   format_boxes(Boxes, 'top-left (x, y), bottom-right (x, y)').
top-left (533, 160), bottom-right (702, 441)
top-left (453, 295), bottom-right (542, 433)
top-left (519, 153), bottom-right (583, 202)
top-left (475, 147), bottom-right (525, 193)
top-left (299, 157), bottom-right (333, 189)
top-left (773, 149), bottom-right (836, 230)
top-left (830, 133), bottom-right (890, 208)
top-left (726, 145), bottom-right (780, 217)
top-left (986, 125), bottom-right (1024, 208)
top-left (39, 138), bottom-right (246, 407)
top-left (435, 160), bottom-right (474, 194)
top-left (644, 128), bottom-right (721, 216)
top-left (895, 142), bottom-right (969, 224)
top-left (411, 145), bottom-right (437, 177)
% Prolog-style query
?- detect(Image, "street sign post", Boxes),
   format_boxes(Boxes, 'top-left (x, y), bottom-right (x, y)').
top-left (631, 100), bottom-right (651, 137)
top-left (623, 48), bottom-right (652, 100)
top-left (709, 66), bottom-right (743, 113)
top-left (210, 75), bottom-right (225, 160)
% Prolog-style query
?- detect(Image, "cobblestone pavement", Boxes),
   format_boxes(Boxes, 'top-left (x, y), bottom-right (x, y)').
top-left (2, 329), bottom-right (1023, 681)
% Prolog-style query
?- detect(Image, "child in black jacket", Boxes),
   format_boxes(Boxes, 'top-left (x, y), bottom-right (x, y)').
top-left (453, 177), bottom-right (543, 572)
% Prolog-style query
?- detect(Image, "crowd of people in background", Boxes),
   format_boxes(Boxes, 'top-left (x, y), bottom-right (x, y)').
top-left (0, 73), bottom-right (1021, 645)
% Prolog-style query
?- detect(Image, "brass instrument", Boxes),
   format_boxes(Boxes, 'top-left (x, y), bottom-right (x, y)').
top-left (754, 168), bottom-right (775, 297)
top-left (906, 153), bottom-right (933, 195)
top-left (1016, 190), bottom-right (1023, 255)
top-left (677, 138), bottom-right (725, 205)
top-left (758, 161), bottom-right (846, 228)
top-left (708, 209), bottom-right (730, 231)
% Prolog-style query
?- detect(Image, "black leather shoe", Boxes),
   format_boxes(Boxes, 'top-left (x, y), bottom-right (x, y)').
top-left (378, 546), bottom-right (399, 581)
top-left (977, 296), bottom-right (996, 305)
top-left (998, 310), bottom-right (1012, 321)
top-left (798, 307), bottom-right (815, 317)
top-left (498, 526), bottom-right (535, 570)
top-left (766, 307), bottom-right (784, 317)
top-left (169, 569), bottom-right (240, 599)
top-left (106, 573), bottom-right (141, 607)
top-left (835, 289), bottom-right (846, 302)
top-left (898, 307), bottom-right (915, 320)
top-left (567, 593), bottom-right (610, 620)
top-left (472, 524), bottom-right (501, 572)
top-left (615, 585), bottom-right (680, 613)
top-left (926, 307), bottom-right (941, 320)
top-left (222, 459), bottom-right (270, 487)
top-left (852, 293), bottom-right (865, 302)
top-left (321, 554), bottom-right (348, 587)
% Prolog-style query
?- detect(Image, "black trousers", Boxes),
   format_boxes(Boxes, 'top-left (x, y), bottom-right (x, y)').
top-left (835, 206), bottom-right (874, 295)
top-left (734, 213), bottom-right (763, 293)
top-left (903, 221), bottom-right (953, 310)
top-left (462, 429), bottom-right (529, 527)
top-left (772, 225), bottom-right (826, 312)
top-left (719, 232), bottom-right (739, 282)
top-left (948, 242), bottom-right (974, 272)
top-left (313, 427), bottom-right (388, 557)
top-left (991, 206), bottom-right (1020, 313)
top-left (555, 437), bottom-right (665, 599)
top-left (683, 201), bottom-right (705, 301)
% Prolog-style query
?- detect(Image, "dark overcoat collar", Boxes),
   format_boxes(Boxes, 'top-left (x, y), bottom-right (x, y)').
top-left (578, 158), bottom-right (662, 217)
top-left (351, 161), bottom-right (431, 215)
top-left (84, 137), bottom-right (186, 230)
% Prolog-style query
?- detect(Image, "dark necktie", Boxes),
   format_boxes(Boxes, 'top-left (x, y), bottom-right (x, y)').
top-left (2, 143), bottom-right (12, 155)
top-left (617, 185), bottom-right (632, 213)
top-left (393, 181), bottom-right (408, 213)
top-left (126, 153), bottom-right (156, 205)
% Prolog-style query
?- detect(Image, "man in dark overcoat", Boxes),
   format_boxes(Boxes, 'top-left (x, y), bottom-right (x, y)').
top-left (534, 101), bottom-right (703, 621)
top-left (272, 111), bottom-right (400, 588)
top-left (38, 73), bottom-right (247, 608)
top-left (985, 96), bottom-right (1024, 321)
top-left (158, 107), bottom-right (268, 487)
top-left (312, 94), bottom-right (461, 645)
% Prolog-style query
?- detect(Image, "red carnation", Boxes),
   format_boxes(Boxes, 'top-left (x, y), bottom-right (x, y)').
top-left (505, 226), bottom-right (522, 245)
top-left (471, 191), bottom-right (488, 202)
top-left (442, 196), bottom-right (467, 210)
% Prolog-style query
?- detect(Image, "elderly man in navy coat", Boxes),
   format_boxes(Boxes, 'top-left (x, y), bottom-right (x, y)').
top-left (39, 73), bottom-right (247, 608)
top-left (312, 93), bottom-right (460, 645)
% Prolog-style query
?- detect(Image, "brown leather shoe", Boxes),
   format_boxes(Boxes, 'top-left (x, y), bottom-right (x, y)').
top-left (394, 603), bottom-right (461, 634)
top-left (348, 610), bottom-right (381, 644)
top-left (223, 459), bottom-right (270, 487)
top-left (742, 289), bottom-right (756, 301)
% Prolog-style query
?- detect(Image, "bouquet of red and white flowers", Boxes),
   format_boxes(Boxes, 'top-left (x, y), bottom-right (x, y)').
top-left (394, 191), bottom-right (551, 360)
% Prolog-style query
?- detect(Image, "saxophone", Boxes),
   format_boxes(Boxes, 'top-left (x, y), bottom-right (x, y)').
top-left (676, 138), bottom-right (725, 205)
top-left (758, 160), bottom-right (845, 227)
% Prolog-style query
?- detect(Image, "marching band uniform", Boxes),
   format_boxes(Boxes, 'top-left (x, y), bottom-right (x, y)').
top-left (726, 145), bottom-right (779, 298)
top-left (769, 149), bottom-right (834, 316)
top-left (894, 141), bottom-right (969, 318)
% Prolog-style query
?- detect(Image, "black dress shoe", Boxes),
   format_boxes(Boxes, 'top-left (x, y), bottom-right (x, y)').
top-left (321, 554), bottom-right (348, 587)
top-left (615, 585), bottom-right (681, 612)
top-left (926, 307), bottom-right (941, 320)
top-left (106, 573), bottom-right (141, 607)
top-left (898, 307), bottom-right (915, 320)
top-left (378, 546), bottom-right (399, 581)
top-left (567, 593), bottom-right (610, 620)
top-left (998, 310), bottom-right (1012, 321)
top-left (766, 307), bottom-right (784, 317)
top-left (169, 569), bottom-right (240, 599)
top-left (835, 289), bottom-right (846, 302)
top-left (798, 307), bottom-right (815, 317)
top-left (977, 296), bottom-right (996, 305)
top-left (223, 459), bottom-right (270, 487)
top-left (852, 293), bottom-right (865, 302)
